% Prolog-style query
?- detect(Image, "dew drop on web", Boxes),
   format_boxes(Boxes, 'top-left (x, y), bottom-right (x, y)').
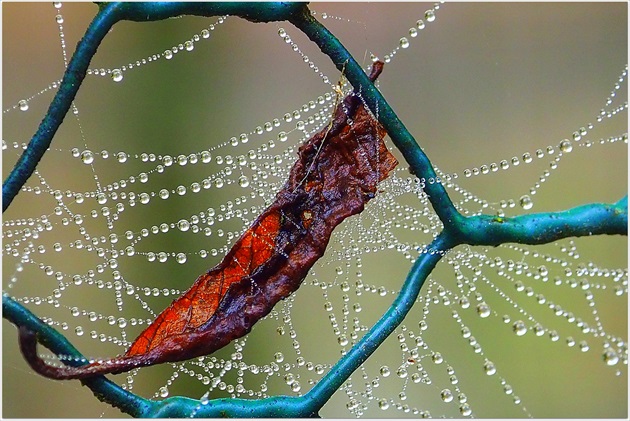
top-left (519, 195), bottom-right (533, 210)
top-left (483, 360), bottom-right (496, 376)
top-left (459, 403), bottom-right (472, 416)
top-left (440, 388), bottom-right (453, 403)
top-left (238, 176), bottom-right (249, 188)
top-left (603, 349), bottom-right (619, 366)
top-left (80, 150), bottom-right (94, 164)
top-left (559, 139), bottom-right (573, 153)
top-left (379, 366), bottom-right (390, 377)
top-left (111, 69), bottom-right (123, 82)
top-left (476, 302), bottom-right (491, 318)
top-left (512, 320), bottom-right (527, 336)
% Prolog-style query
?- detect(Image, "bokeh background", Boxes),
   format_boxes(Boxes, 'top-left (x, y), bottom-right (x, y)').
top-left (3, 2), bottom-right (627, 418)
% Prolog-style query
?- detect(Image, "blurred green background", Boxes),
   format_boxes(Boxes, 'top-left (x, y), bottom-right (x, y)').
top-left (3, 2), bottom-right (627, 418)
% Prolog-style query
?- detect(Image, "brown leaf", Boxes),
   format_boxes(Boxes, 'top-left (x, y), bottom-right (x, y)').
top-left (19, 61), bottom-right (398, 379)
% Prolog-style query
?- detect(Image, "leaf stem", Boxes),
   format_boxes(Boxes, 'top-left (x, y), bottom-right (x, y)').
top-left (2, 294), bottom-right (154, 417)
top-left (288, 7), bottom-right (463, 228)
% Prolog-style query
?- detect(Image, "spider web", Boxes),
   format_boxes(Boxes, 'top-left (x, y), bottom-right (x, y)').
top-left (2, 2), bottom-right (627, 418)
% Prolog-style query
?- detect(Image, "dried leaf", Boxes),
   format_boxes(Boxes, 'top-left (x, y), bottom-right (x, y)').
top-left (19, 61), bottom-right (398, 379)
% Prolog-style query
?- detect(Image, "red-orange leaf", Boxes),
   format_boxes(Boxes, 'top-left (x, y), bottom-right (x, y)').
top-left (19, 61), bottom-right (398, 379)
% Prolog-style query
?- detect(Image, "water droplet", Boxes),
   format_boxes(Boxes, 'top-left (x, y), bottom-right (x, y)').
top-left (199, 391), bottom-right (210, 405)
top-left (399, 37), bottom-right (410, 49)
top-left (559, 139), bottom-right (573, 153)
top-left (164, 50), bottom-right (173, 59)
top-left (115, 151), bottom-right (128, 163)
top-left (380, 366), bottom-right (391, 377)
top-left (274, 352), bottom-right (284, 363)
top-left (441, 389), bottom-right (453, 403)
top-left (201, 151), bottom-right (212, 163)
top-left (80, 150), bottom-right (94, 164)
top-left (603, 349), bottom-right (619, 366)
top-left (185, 40), bottom-right (194, 51)
top-left (379, 399), bottom-right (390, 410)
top-left (278, 28), bottom-right (287, 38)
top-left (425, 9), bottom-right (436, 22)
top-left (484, 360), bottom-right (496, 375)
top-left (175, 154), bottom-right (188, 166)
top-left (159, 387), bottom-right (169, 398)
top-left (432, 352), bottom-right (444, 364)
top-left (112, 69), bottom-right (123, 82)
top-left (579, 340), bottom-right (589, 352)
top-left (238, 176), bottom-right (250, 188)
top-left (512, 320), bottom-right (527, 336)
top-left (278, 131), bottom-right (288, 142)
top-left (162, 155), bottom-right (173, 166)
top-left (476, 302), bottom-right (491, 318)
top-left (519, 195), bottom-right (533, 210)
top-left (176, 253), bottom-right (187, 264)
top-left (459, 403), bottom-right (472, 416)
top-left (75, 326), bottom-right (84, 336)
top-left (18, 100), bottom-right (29, 111)
top-left (177, 219), bottom-right (190, 231)
top-left (159, 189), bottom-right (170, 199)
